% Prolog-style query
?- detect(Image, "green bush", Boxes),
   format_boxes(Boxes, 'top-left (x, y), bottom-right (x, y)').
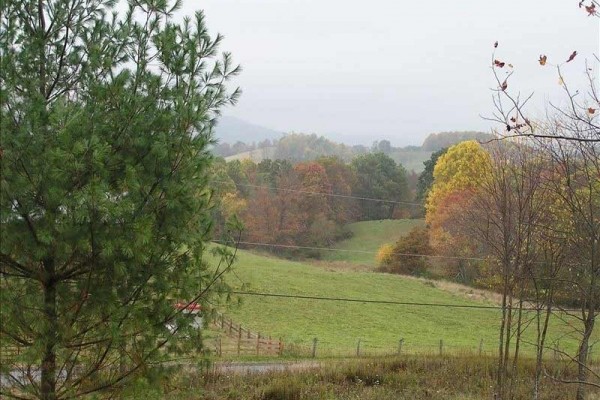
top-left (379, 226), bottom-right (431, 276)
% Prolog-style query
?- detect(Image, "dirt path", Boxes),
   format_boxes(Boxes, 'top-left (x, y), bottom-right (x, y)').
top-left (213, 360), bottom-right (320, 374)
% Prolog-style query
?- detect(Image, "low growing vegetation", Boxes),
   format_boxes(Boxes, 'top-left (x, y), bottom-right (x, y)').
top-left (170, 356), bottom-right (594, 400)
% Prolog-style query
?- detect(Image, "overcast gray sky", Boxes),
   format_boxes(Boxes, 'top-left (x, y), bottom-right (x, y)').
top-left (179, 0), bottom-right (598, 146)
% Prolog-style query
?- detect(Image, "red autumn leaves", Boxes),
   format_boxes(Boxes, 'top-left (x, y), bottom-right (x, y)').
top-left (491, 44), bottom-right (509, 91)
top-left (566, 51), bottom-right (577, 63)
top-left (579, 1), bottom-right (597, 16)
top-left (536, 51), bottom-right (577, 67)
top-left (538, 55), bottom-right (547, 66)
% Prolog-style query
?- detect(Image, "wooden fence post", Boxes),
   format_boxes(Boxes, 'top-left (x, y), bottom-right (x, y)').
top-left (398, 338), bottom-right (404, 355)
top-left (229, 319), bottom-right (233, 335)
top-left (279, 338), bottom-right (284, 355)
top-left (256, 333), bottom-right (261, 356)
top-left (439, 339), bottom-right (443, 356)
top-left (312, 337), bottom-right (318, 358)
top-left (218, 336), bottom-right (222, 357)
top-left (237, 327), bottom-right (242, 355)
top-left (220, 314), bottom-right (224, 329)
top-left (356, 339), bottom-right (361, 357)
top-left (479, 339), bottom-right (483, 356)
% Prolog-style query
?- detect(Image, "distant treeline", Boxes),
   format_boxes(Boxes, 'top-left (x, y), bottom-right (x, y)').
top-left (212, 131), bottom-right (494, 172)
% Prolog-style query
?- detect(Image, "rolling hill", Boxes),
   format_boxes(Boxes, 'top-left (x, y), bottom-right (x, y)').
top-left (214, 129), bottom-right (495, 173)
top-left (322, 219), bottom-right (425, 266)
top-left (209, 245), bottom-right (587, 357)
top-left (214, 116), bottom-right (283, 144)
top-left (224, 146), bottom-right (277, 162)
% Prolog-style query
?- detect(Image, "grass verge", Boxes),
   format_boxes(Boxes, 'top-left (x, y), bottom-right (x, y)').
top-left (167, 355), bottom-right (598, 399)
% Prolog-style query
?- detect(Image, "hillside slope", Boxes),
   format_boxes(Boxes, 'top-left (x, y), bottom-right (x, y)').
top-left (224, 146), bottom-right (276, 162)
top-left (215, 116), bottom-right (282, 143)
top-left (323, 219), bottom-right (425, 266)
top-left (389, 149), bottom-right (432, 173)
top-left (212, 247), bottom-right (585, 356)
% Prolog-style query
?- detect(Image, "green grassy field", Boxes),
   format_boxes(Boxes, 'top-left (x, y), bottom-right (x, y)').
top-left (322, 219), bottom-right (425, 266)
top-left (211, 247), bottom-right (587, 358)
top-left (389, 148), bottom-right (432, 173)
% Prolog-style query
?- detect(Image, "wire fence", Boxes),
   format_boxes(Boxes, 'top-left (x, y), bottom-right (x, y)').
top-left (199, 313), bottom-right (600, 365)
top-left (3, 310), bottom-right (597, 366)
top-left (205, 313), bottom-right (284, 357)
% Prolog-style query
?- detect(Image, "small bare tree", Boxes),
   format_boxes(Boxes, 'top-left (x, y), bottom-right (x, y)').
top-left (467, 141), bottom-right (549, 400)
top-left (485, 3), bottom-right (600, 396)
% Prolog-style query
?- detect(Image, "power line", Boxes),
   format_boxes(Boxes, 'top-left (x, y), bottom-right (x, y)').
top-left (232, 290), bottom-right (500, 309)
top-left (231, 290), bottom-right (574, 312)
top-left (211, 180), bottom-right (423, 207)
top-left (214, 240), bottom-right (487, 262)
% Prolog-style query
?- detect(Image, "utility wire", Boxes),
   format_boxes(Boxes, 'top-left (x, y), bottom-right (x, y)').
top-left (231, 290), bottom-right (577, 312)
top-left (211, 180), bottom-right (423, 207)
top-left (213, 240), bottom-right (488, 262)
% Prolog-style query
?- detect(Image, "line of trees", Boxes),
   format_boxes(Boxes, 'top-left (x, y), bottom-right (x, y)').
top-left (404, 49), bottom-right (599, 400)
top-left (379, 128), bottom-right (598, 400)
top-left (211, 152), bottom-right (413, 256)
top-left (480, 5), bottom-right (600, 396)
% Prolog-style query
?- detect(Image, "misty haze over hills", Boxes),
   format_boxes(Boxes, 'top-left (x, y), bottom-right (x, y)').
top-left (213, 116), bottom-right (493, 172)
top-left (214, 116), bottom-right (284, 144)
top-left (214, 115), bottom-right (490, 149)
top-left (196, 0), bottom-right (596, 148)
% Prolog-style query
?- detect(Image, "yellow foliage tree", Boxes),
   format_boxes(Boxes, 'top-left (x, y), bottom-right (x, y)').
top-left (425, 140), bottom-right (491, 281)
top-left (376, 243), bottom-right (395, 266)
top-left (425, 140), bottom-right (491, 224)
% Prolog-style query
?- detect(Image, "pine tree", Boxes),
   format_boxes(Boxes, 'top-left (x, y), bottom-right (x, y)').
top-left (0, 1), bottom-right (240, 398)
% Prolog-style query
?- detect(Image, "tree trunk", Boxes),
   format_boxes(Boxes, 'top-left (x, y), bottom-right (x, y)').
top-left (388, 203), bottom-right (396, 219)
top-left (533, 301), bottom-right (552, 400)
top-left (508, 297), bottom-right (524, 400)
top-left (576, 313), bottom-right (595, 400)
top-left (41, 258), bottom-right (58, 400)
top-left (503, 293), bottom-right (514, 399)
top-left (496, 273), bottom-right (509, 400)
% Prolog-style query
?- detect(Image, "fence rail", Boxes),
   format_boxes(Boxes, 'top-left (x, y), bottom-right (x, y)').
top-left (208, 313), bottom-right (284, 357)
top-left (3, 314), bottom-right (596, 363)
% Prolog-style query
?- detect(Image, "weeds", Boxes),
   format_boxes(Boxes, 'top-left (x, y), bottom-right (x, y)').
top-left (168, 354), bottom-right (596, 399)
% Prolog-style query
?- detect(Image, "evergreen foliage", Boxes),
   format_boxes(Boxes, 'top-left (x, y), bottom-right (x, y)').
top-left (351, 153), bottom-right (409, 220)
top-left (379, 226), bottom-right (431, 276)
top-left (0, 1), bottom-right (239, 398)
top-left (416, 148), bottom-right (448, 203)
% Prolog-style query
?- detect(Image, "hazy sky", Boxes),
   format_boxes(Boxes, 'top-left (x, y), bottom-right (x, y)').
top-left (177, 0), bottom-right (598, 146)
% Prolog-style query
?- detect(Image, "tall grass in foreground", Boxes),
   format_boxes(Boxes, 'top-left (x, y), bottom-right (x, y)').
top-left (165, 355), bottom-right (600, 400)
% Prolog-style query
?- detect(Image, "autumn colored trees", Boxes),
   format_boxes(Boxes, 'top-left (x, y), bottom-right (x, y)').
top-left (210, 153), bottom-right (410, 255)
top-left (418, 135), bottom-right (599, 398)
top-left (483, 4), bottom-right (600, 397)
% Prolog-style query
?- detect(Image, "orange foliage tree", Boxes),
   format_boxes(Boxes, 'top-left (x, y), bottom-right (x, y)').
top-left (425, 140), bottom-right (491, 282)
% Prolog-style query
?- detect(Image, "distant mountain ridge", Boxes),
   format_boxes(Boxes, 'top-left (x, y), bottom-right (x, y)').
top-left (214, 116), bottom-right (283, 144)
top-left (213, 118), bottom-right (492, 173)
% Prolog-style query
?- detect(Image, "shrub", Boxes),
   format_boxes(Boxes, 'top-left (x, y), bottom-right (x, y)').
top-left (376, 243), bottom-right (395, 266)
top-left (380, 226), bottom-right (431, 276)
